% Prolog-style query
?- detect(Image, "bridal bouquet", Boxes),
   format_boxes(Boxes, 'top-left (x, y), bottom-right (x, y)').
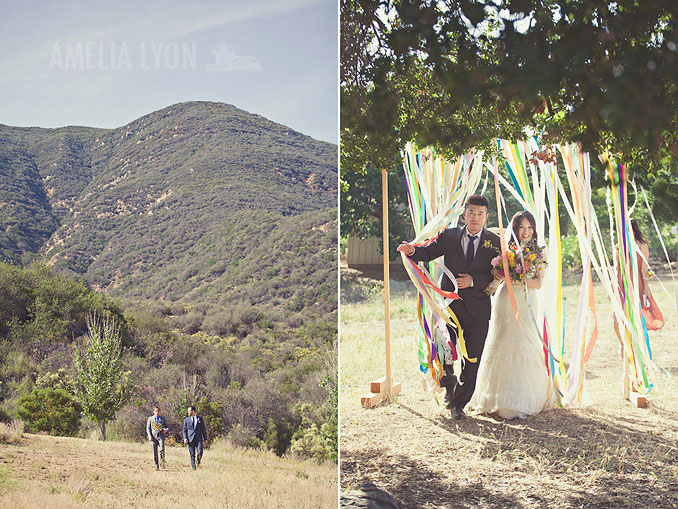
top-left (153, 420), bottom-right (167, 435)
top-left (484, 239), bottom-right (547, 295)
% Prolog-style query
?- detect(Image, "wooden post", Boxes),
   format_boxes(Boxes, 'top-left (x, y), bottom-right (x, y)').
top-left (623, 341), bottom-right (647, 408)
top-left (622, 349), bottom-right (630, 401)
top-left (360, 169), bottom-right (402, 408)
top-left (382, 168), bottom-right (393, 401)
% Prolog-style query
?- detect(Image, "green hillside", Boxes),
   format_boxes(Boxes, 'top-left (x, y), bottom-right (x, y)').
top-left (0, 102), bottom-right (337, 461)
top-left (0, 101), bottom-right (336, 312)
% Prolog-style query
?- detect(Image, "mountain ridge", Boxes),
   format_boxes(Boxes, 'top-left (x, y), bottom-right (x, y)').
top-left (0, 101), bottom-right (337, 313)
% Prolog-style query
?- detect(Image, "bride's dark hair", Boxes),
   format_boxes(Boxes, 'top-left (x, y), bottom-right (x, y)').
top-left (630, 219), bottom-right (647, 244)
top-left (510, 210), bottom-right (538, 244)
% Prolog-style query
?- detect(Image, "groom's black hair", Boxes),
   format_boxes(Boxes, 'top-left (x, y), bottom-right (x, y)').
top-left (465, 194), bottom-right (489, 211)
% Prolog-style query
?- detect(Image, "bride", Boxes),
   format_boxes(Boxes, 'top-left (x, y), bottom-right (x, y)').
top-left (469, 211), bottom-right (554, 419)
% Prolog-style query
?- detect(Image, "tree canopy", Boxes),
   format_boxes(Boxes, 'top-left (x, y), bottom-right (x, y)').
top-left (341, 0), bottom-right (678, 176)
top-left (74, 313), bottom-right (132, 441)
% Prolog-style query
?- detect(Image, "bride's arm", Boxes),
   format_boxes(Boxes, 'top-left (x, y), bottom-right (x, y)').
top-left (526, 275), bottom-right (541, 289)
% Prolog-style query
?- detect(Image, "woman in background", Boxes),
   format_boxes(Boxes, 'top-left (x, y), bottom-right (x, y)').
top-left (613, 219), bottom-right (664, 356)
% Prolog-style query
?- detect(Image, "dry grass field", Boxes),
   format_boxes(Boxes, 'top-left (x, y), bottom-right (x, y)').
top-left (0, 434), bottom-right (337, 508)
top-left (340, 272), bottom-right (678, 508)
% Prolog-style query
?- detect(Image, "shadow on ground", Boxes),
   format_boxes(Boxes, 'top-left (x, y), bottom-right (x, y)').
top-left (341, 446), bottom-right (522, 508)
top-left (342, 403), bottom-right (678, 508)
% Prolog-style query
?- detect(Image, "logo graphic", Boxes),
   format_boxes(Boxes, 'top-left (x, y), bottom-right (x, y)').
top-left (206, 43), bottom-right (262, 72)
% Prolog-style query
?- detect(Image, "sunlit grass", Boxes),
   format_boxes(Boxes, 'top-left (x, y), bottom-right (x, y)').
top-left (0, 434), bottom-right (337, 508)
top-left (340, 277), bottom-right (678, 505)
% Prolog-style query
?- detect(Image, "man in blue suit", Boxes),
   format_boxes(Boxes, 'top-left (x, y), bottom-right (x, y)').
top-left (182, 405), bottom-right (208, 470)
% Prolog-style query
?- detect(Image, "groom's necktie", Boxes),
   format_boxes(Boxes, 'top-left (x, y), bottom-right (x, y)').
top-left (466, 234), bottom-right (477, 266)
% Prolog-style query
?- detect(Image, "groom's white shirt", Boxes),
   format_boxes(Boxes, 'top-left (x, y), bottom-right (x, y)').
top-left (460, 225), bottom-right (483, 258)
top-left (460, 226), bottom-right (485, 287)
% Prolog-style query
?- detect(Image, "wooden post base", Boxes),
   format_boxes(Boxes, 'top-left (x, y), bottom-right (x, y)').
top-left (628, 383), bottom-right (648, 408)
top-left (622, 353), bottom-right (647, 408)
top-left (361, 377), bottom-right (402, 408)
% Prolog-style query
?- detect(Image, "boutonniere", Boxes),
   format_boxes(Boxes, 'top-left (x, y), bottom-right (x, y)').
top-left (482, 240), bottom-right (499, 254)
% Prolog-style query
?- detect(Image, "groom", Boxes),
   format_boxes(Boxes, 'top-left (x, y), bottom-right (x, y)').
top-left (398, 194), bottom-right (500, 420)
top-left (183, 405), bottom-right (208, 470)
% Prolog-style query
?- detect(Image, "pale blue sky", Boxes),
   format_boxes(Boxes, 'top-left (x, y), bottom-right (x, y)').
top-left (0, 0), bottom-right (338, 143)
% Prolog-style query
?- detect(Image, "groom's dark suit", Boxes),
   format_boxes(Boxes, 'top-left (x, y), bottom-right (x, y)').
top-left (410, 225), bottom-right (500, 410)
top-left (183, 415), bottom-right (208, 470)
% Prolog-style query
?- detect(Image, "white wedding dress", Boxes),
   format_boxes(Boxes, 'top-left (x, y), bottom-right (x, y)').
top-left (469, 281), bottom-right (554, 419)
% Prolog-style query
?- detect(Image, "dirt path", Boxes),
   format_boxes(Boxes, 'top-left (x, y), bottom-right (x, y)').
top-left (340, 281), bottom-right (678, 508)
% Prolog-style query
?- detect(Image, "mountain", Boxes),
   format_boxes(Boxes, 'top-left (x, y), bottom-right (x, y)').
top-left (0, 101), bottom-right (337, 313)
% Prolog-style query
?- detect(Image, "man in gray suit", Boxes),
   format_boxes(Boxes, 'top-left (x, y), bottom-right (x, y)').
top-left (182, 405), bottom-right (208, 470)
top-left (146, 405), bottom-right (169, 470)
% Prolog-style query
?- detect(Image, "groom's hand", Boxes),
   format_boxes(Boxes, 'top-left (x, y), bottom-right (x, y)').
top-left (457, 273), bottom-right (473, 289)
top-left (397, 242), bottom-right (415, 256)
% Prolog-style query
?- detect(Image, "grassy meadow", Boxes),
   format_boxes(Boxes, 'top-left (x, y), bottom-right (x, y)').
top-left (0, 434), bottom-right (337, 508)
top-left (340, 274), bottom-right (678, 508)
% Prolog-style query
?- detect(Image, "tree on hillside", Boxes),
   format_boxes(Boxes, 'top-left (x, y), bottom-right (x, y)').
top-left (74, 313), bottom-right (132, 441)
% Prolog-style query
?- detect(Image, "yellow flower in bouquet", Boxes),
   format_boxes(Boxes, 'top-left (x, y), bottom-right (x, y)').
top-left (485, 239), bottom-right (547, 295)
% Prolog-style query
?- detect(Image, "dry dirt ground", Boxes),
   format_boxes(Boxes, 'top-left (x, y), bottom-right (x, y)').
top-left (0, 434), bottom-right (337, 508)
top-left (340, 271), bottom-right (678, 508)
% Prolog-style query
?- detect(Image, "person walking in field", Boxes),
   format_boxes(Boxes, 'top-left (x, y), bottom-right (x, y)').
top-left (182, 405), bottom-right (208, 470)
top-left (146, 405), bottom-right (169, 470)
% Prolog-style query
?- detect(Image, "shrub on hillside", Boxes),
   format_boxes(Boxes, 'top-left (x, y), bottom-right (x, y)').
top-left (0, 419), bottom-right (24, 443)
top-left (289, 377), bottom-right (337, 463)
top-left (222, 376), bottom-right (288, 435)
top-left (263, 417), bottom-right (295, 456)
top-left (17, 387), bottom-right (82, 436)
top-left (202, 311), bottom-right (234, 337)
top-left (175, 311), bottom-right (203, 335)
top-left (109, 404), bottom-right (148, 442)
top-left (0, 350), bottom-right (36, 399)
top-left (227, 423), bottom-right (266, 450)
top-left (0, 261), bottom-right (128, 352)
top-left (289, 422), bottom-right (335, 462)
top-left (204, 357), bottom-right (231, 389)
top-left (194, 396), bottom-right (224, 439)
top-left (35, 368), bottom-right (75, 392)
top-left (37, 347), bottom-right (74, 378)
